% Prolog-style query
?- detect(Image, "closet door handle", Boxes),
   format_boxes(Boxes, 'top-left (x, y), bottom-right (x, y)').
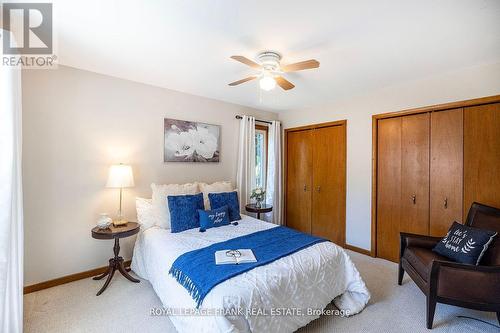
top-left (444, 197), bottom-right (448, 209)
top-left (316, 186), bottom-right (321, 193)
top-left (303, 185), bottom-right (307, 192)
top-left (411, 194), bottom-right (416, 205)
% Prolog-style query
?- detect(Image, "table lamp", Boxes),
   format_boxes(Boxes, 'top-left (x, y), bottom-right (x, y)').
top-left (106, 164), bottom-right (134, 226)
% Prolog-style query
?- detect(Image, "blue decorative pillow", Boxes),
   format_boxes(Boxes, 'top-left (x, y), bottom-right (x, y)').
top-left (433, 222), bottom-right (497, 265)
top-left (167, 193), bottom-right (204, 233)
top-left (198, 205), bottom-right (230, 232)
top-left (208, 191), bottom-right (241, 222)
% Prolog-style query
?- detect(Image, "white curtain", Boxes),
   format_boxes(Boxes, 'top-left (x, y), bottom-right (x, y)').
top-left (236, 116), bottom-right (256, 209)
top-left (265, 121), bottom-right (283, 225)
top-left (0, 40), bottom-right (24, 332)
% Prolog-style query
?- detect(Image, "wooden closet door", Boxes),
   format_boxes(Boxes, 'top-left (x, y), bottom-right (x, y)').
top-left (311, 125), bottom-right (346, 246)
top-left (430, 109), bottom-right (463, 236)
top-left (376, 117), bottom-right (402, 262)
top-left (286, 130), bottom-right (313, 233)
top-left (464, 103), bottom-right (500, 214)
top-left (401, 113), bottom-right (430, 237)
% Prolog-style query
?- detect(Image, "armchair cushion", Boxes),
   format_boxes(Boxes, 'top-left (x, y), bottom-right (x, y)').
top-left (433, 222), bottom-right (497, 265)
top-left (403, 247), bottom-right (449, 282)
top-left (435, 261), bottom-right (500, 305)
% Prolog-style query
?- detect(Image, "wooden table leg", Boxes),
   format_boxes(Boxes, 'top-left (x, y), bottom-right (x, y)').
top-left (96, 263), bottom-right (116, 296)
top-left (95, 237), bottom-right (139, 296)
top-left (118, 259), bottom-right (140, 283)
top-left (92, 269), bottom-right (109, 281)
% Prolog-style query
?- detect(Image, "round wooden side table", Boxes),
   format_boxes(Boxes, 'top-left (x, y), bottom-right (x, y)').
top-left (91, 222), bottom-right (140, 296)
top-left (245, 203), bottom-right (273, 220)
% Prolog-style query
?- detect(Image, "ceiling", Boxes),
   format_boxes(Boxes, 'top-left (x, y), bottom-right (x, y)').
top-left (50, 0), bottom-right (500, 112)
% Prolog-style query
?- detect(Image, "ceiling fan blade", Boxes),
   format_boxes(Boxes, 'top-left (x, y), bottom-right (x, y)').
top-left (230, 55), bottom-right (262, 69)
top-left (275, 76), bottom-right (295, 90)
top-left (228, 76), bottom-right (257, 86)
top-left (281, 59), bottom-right (320, 72)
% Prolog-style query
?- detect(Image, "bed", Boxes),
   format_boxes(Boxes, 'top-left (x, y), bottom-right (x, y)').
top-left (131, 213), bottom-right (370, 333)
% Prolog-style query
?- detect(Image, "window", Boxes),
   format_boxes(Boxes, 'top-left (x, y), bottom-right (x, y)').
top-left (255, 125), bottom-right (268, 189)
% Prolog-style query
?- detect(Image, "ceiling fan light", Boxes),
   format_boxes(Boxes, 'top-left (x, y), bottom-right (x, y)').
top-left (259, 74), bottom-right (276, 91)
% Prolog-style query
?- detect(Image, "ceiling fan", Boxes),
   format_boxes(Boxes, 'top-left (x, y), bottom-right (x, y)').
top-left (228, 51), bottom-right (319, 91)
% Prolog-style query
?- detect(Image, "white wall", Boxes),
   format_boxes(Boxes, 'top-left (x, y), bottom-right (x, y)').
top-left (279, 62), bottom-right (500, 251)
top-left (22, 66), bottom-right (277, 285)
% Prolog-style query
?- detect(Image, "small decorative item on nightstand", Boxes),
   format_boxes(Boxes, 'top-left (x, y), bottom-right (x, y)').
top-left (106, 164), bottom-right (134, 226)
top-left (96, 213), bottom-right (112, 229)
top-left (250, 187), bottom-right (266, 208)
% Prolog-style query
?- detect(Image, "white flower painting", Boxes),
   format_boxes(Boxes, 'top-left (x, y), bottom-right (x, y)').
top-left (164, 118), bottom-right (220, 162)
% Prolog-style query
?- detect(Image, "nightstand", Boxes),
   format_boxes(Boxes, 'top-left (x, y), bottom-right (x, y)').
top-left (245, 203), bottom-right (273, 220)
top-left (91, 222), bottom-right (140, 296)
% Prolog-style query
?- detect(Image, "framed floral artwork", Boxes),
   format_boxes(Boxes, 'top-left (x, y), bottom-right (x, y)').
top-left (164, 118), bottom-right (220, 162)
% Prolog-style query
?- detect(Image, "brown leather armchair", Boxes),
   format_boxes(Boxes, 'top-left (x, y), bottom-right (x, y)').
top-left (398, 202), bottom-right (500, 329)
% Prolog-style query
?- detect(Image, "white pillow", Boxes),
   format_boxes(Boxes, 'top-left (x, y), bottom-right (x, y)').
top-left (135, 197), bottom-right (156, 230)
top-left (198, 181), bottom-right (233, 209)
top-left (151, 182), bottom-right (199, 229)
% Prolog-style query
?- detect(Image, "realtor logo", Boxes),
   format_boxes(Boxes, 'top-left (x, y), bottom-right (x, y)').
top-left (1, 2), bottom-right (56, 68)
top-left (2, 3), bottom-right (53, 54)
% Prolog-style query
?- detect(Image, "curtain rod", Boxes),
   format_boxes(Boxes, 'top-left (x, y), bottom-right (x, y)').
top-left (235, 115), bottom-right (274, 125)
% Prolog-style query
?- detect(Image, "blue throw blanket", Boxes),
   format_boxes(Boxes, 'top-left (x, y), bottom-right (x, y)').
top-left (169, 226), bottom-right (328, 307)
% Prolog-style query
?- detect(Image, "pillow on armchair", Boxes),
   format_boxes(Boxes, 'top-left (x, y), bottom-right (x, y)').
top-left (433, 222), bottom-right (497, 265)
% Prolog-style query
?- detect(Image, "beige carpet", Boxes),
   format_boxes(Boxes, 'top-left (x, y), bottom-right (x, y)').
top-left (24, 251), bottom-right (498, 333)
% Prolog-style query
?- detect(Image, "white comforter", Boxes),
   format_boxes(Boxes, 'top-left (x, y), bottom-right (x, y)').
top-left (131, 215), bottom-right (370, 333)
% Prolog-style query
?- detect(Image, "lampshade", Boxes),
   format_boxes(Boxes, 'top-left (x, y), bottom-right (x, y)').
top-left (106, 164), bottom-right (134, 188)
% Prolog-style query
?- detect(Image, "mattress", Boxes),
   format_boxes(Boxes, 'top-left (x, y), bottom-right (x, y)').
top-left (131, 215), bottom-right (370, 333)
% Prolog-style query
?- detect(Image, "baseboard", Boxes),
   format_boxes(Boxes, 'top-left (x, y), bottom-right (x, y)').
top-left (24, 260), bottom-right (131, 294)
top-left (344, 244), bottom-right (372, 256)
